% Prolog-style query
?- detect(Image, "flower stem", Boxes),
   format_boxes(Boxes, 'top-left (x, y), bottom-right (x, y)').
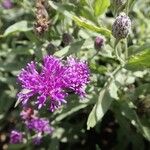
top-left (124, 38), bottom-right (128, 60)
top-left (125, 0), bottom-right (129, 15)
top-left (114, 39), bottom-right (125, 65)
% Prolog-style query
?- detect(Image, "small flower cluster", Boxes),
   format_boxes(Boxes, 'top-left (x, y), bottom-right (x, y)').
top-left (17, 55), bottom-right (90, 111)
top-left (10, 108), bottom-right (53, 145)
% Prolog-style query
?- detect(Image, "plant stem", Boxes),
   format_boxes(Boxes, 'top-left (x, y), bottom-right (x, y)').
top-left (114, 39), bottom-right (125, 65)
top-left (126, 0), bottom-right (129, 14)
top-left (89, 50), bottom-right (99, 61)
top-left (124, 38), bottom-right (128, 60)
top-left (104, 65), bottom-right (123, 90)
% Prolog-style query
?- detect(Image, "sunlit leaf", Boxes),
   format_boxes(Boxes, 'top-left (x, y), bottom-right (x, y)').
top-left (93, 0), bottom-right (110, 16)
top-left (87, 89), bottom-right (113, 129)
top-left (73, 16), bottom-right (111, 37)
top-left (126, 49), bottom-right (150, 70)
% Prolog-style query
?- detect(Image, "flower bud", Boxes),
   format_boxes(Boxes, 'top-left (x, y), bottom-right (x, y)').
top-left (61, 33), bottom-right (73, 47)
top-left (94, 36), bottom-right (104, 50)
top-left (46, 43), bottom-right (56, 55)
top-left (112, 12), bottom-right (131, 39)
top-left (2, 0), bottom-right (13, 9)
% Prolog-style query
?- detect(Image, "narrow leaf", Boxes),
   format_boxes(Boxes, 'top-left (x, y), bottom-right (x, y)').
top-left (2, 21), bottom-right (32, 37)
top-left (87, 89), bottom-right (113, 129)
top-left (73, 16), bottom-right (111, 37)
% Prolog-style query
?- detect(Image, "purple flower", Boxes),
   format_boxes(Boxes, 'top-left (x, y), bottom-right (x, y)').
top-left (17, 56), bottom-right (67, 111)
top-left (10, 130), bottom-right (23, 144)
top-left (17, 55), bottom-right (90, 111)
top-left (64, 56), bottom-right (90, 97)
top-left (26, 118), bottom-right (53, 134)
top-left (2, 0), bottom-right (13, 9)
top-left (94, 36), bottom-right (104, 50)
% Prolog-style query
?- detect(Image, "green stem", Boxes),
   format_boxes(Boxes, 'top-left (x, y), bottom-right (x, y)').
top-left (125, 0), bottom-right (129, 15)
top-left (124, 38), bottom-right (128, 60)
top-left (89, 50), bottom-right (99, 61)
top-left (114, 39), bottom-right (125, 65)
top-left (104, 65), bottom-right (123, 90)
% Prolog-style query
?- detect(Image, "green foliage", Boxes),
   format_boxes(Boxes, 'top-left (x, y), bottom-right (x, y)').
top-left (0, 0), bottom-right (150, 149)
top-left (126, 49), bottom-right (150, 70)
top-left (1, 20), bottom-right (32, 37)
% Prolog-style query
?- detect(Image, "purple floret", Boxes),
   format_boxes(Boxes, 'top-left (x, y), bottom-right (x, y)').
top-left (10, 130), bottom-right (23, 144)
top-left (26, 118), bottom-right (53, 134)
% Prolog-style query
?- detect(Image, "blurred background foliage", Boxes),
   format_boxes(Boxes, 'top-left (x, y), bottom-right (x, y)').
top-left (0, 0), bottom-right (150, 149)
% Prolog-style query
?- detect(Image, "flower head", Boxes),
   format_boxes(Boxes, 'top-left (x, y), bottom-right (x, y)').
top-left (112, 12), bottom-right (131, 39)
top-left (17, 55), bottom-right (90, 111)
top-left (10, 130), bottom-right (23, 144)
top-left (18, 56), bottom-right (67, 111)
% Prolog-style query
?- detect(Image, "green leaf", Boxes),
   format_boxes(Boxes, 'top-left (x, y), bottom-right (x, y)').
top-left (48, 138), bottom-right (59, 150)
top-left (116, 100), bottom-right (150, 141)
top-left (48, 1), bottom-right (111, 37)
top-left (54, 38), bottom-right (93, 58)
top-left (52, 103), bottom-right (88, 123)
top-left (90, 63), bottom-right (107, 74)
top-left (73, 16), bottom-right (111, 37)
top-left (108, 81), bottom-right (119, 100)
top-left (48, 1), bottom-right (74, 18)
top-left (87, 89), bottom-right (113, 129)
top-left (128, 43), bottom-right (150, 56)
top-left (126, 49), bottom-right (150, 71)
top-left (1, 21), bottom-right (32, 37)
top-left (93, 0), bottom-right (110, 17)
top-left (8, 144), bottom-right (26, 150)
top-left (87, 66), bottom-right (122, 129)
top-left (80, 6), bottom-right (98, 24)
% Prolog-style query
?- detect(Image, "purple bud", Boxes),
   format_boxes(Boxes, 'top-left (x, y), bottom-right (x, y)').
top-left (2, 0), bottom-right (13, 9)
top-left (46, 43), bottom-right (56, 55)
top-left (10, 130), bottom-right (23, 144)
top-left (94, 36), bottom-right (104, 50)
top-left (62, 33), bottom-right (73, 47)
top-left (112, 12), bottom-right (131, 39)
